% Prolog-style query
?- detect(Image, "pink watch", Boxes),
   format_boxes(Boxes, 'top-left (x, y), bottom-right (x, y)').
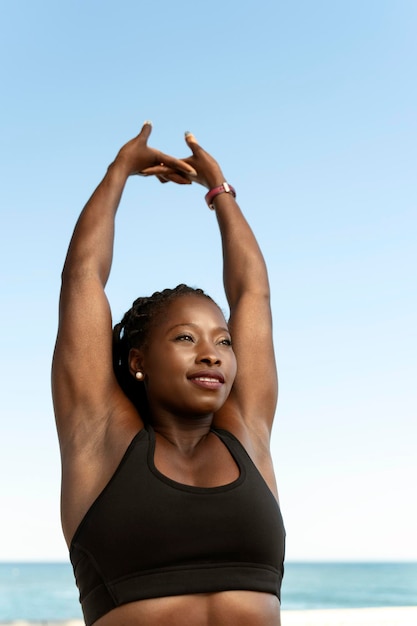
top-left (205, 182), bottom-right (236, 210)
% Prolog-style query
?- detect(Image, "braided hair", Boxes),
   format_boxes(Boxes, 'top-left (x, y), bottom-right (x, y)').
top-left (112, 284), bottom-right (217, 420)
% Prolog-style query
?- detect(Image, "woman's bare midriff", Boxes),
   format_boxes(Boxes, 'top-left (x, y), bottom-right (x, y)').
top-left (94, 590), bottom-right (281, 626)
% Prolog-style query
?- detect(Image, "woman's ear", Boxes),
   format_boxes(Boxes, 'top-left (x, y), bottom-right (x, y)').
top-left (128, 348), bottom-right (145, 379)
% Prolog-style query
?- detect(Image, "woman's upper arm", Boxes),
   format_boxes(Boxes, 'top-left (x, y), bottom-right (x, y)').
top-left (52, 272), bottom-right (122, 440)
top-left (220, 290), bottom-right (278, 438)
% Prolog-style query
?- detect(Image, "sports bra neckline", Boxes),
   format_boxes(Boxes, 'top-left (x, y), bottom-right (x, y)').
top-left (146, 424), bottom-right (246, 493)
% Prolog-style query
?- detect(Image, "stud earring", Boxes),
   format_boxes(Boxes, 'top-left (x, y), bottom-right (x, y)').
top-left (135, 371), bottom-right (144, 381)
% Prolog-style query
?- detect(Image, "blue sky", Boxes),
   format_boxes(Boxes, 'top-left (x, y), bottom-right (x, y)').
top-left (0, 0), bottom-right (416, 561)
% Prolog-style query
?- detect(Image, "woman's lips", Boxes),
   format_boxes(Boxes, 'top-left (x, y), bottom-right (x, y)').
top-left (188, 371), bottom-right (225, 389)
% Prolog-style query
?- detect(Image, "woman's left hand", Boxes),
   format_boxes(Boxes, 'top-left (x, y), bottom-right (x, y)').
top-left (140, 132), bottom-right (225, 189)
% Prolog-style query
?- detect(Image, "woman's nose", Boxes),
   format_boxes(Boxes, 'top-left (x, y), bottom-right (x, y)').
top-left (197, 342), bottom-right (221, 365)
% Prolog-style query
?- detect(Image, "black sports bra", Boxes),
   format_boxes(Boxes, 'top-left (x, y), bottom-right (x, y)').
top-left (70, 425), bottom-right (285, 625)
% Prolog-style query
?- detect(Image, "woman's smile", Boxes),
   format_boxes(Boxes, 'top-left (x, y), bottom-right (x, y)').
top-left (188, 369), bottom-right (225, 390)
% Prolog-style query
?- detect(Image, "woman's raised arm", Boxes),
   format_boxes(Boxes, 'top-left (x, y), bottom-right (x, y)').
top-left (52, 123), bottom-right (195, 444)
top-left (213, 179), bottom-right (277, 439)
top-left (146, 133), bottom-right (278, 440)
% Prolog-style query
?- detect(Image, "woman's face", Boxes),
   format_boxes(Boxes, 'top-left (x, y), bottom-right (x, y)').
top-left (135, 295), bottom-right (237, 420)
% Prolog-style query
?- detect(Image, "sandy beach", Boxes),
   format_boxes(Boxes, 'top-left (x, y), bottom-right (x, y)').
top-left (4, 607), bottom-right (417, 626)
top-left (282, 606), bottom-right (417, 625)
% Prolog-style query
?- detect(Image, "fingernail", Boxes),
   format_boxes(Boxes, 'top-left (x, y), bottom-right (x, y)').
top-left (184, 131), bottom-right (192, 137)
top-left (144, 120), bottom-right (152, 126)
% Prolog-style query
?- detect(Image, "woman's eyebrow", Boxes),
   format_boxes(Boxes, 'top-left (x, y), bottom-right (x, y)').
top-left (168, 322), bottom-right (230, 334)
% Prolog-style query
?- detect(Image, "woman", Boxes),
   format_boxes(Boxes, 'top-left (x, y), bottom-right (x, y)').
top-left (52, 122), bottom-right (285, 626)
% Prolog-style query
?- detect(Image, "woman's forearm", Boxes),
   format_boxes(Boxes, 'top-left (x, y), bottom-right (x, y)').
top-left (62, 161), bottom-right (129, 286)
top-left (61, 123), bottom-right (195, 287)
top-left (175, 132), bottom-right (270, 310)
top-left (213, 194), bottom-right (270, 308)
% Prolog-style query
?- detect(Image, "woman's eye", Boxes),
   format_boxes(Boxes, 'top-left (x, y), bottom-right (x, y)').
top-left (176, 334), bottom-right (194, 342)
top-left (219, 338), bottom-right (232, 346)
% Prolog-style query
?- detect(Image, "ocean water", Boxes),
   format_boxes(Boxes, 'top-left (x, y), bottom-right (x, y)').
top-left (0, 562), bottom-right (82, 621)
top-left (281, 562), bottom-right (417, 610)
top-left (0, 562), bottom-right (416, 621)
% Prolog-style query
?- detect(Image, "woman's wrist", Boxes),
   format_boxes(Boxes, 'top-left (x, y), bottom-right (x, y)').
top-left (204, 170), bottom-right (226, 189)
top-left (107, 157), bottom-right (133, 181)
top-left (205, 182), bottom-right (236, 210)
